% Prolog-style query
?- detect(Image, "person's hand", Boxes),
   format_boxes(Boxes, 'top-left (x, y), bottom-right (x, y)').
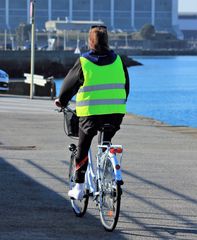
top-left (54, 98), bottom-right (62, 108)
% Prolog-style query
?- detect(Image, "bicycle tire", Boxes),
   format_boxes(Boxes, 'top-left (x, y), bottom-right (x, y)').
top-left (99, 157), bottom-right (122, 231)
top-left (68, 152), bottom-right (89, 217)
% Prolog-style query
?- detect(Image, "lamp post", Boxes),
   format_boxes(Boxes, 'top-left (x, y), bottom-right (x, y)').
top-left (4, 29), bottom-right (7, 50)
top-left (30, 0), bottom-right (35, 99)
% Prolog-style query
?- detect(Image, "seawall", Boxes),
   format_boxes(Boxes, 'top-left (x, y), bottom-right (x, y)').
top-left (1, 48), bottom-right (197, 79)
top-left (1, 49), bottom-right (142, 96)
top-left (0, 49), bottom-right (144, 78)
top-left (0, 50), bottom-right (78, 78)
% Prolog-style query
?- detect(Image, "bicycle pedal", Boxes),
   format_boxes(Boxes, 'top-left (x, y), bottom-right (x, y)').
top-left (89, 192), bottom-right (94, 197)
top-left (69, 143), bottom-right (77, 152)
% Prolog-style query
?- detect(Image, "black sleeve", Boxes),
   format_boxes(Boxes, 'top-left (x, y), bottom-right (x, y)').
top-left (59, 58), bottom-right (84, 107)
top-left (121, 58), bottom-right (130, 101)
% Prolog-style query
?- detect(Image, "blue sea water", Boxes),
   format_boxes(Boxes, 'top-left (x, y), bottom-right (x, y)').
top-left (128, 56), bottom-right (197, 128)
top-left (55, 56), bottom-right (197, 128)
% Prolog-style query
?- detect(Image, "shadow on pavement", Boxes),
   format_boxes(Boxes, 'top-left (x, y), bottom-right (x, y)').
top-left (121, 169), bottom-right (197, 238)
top-left (0, 157), bottom-right (126, 240)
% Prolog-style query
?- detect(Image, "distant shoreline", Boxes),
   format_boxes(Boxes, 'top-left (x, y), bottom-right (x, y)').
top-left (116, 48), bottom-right (197, 56)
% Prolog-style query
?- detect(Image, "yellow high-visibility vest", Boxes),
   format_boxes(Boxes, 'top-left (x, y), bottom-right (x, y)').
top-left (76, 55), bottom-right (126, 117)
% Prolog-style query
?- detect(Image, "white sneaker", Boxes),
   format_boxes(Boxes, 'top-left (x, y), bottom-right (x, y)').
top-left (68, 183), bottom-right (84, 200)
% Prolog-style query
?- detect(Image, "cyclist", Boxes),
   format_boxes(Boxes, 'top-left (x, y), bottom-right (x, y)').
top-left (55, 25), bottom-right (130, 200)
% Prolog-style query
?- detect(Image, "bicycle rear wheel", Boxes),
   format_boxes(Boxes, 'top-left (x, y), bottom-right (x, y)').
top-left (69, 152), bottom-right (89, 217)
top-left (99, 157), bottom-right (122, 231)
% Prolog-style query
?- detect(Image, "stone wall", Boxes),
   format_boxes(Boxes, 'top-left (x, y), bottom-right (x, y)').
top-left (0, 50), bottom-right (78, 78)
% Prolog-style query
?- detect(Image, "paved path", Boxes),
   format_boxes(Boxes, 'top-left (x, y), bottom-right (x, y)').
top-left (0, 95), bottom-right (197, 240)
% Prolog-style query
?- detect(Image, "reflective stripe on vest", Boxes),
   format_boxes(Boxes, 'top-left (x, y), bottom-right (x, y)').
top-left (76, 55), bottom-right (126, 117)
top-left (78, 83), bottom-right (125, 93)
top-left (76, 99), bottom-right (126, 107)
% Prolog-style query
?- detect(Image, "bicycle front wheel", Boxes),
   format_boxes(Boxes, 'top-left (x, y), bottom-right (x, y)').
top-left (69, 152), bottom-right (89, 217)
top-left (99, 157), bottom-right (122, 231)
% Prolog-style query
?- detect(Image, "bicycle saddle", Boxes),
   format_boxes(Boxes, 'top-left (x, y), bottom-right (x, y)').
top-left (99, 124), bottom-right (116, 133)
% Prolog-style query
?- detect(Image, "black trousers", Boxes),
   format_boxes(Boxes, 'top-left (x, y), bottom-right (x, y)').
top-left (75, 114), bottom-right (124, 183)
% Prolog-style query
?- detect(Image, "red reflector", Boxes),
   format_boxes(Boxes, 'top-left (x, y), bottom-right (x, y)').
top-left (110, 147), bottom-right (122, 154)
top-left (116, 148), bottom-right (123, 153)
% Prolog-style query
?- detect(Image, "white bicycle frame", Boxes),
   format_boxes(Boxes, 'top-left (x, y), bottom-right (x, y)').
top-left (85, 143), bottom-right (123, 202)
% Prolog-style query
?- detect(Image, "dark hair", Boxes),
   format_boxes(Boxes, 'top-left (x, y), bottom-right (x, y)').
top-left (91, 25), bottom-right (107, 30)
top-left (88, 26), bottom-right (109, 52)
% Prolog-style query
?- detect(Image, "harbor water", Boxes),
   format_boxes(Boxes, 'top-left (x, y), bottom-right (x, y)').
top-left (55, 56), bottom-right (197, 128)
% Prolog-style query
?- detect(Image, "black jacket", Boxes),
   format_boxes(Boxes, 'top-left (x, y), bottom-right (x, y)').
top-left (59, 50), bottom-right (130, 106)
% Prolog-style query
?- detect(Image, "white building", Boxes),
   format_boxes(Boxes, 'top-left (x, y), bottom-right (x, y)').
top-left (179, 13), bottom-right (197, 39)
top-left (0, 0), bottom-right (180, 36)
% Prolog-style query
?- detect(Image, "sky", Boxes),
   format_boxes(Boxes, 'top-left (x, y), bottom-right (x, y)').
top-left (178, 0), bottom-right (197, 13)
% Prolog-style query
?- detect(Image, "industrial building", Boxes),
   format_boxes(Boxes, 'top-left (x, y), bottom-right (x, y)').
top-left (179, 13), bottom-right (197, 39)
top-left (0, 0), bottom-right (180, 35)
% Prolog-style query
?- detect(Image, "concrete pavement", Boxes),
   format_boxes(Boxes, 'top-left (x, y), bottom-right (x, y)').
top-left (0, 94), bottom-right (197, 240)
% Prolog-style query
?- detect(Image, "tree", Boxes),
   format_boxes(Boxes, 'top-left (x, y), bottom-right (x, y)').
top-left (140, 24), bottom-right (155, 40)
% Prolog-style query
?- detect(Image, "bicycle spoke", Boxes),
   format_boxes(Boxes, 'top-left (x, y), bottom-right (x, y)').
top-left (99, 158), bottom-right (121, 231)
